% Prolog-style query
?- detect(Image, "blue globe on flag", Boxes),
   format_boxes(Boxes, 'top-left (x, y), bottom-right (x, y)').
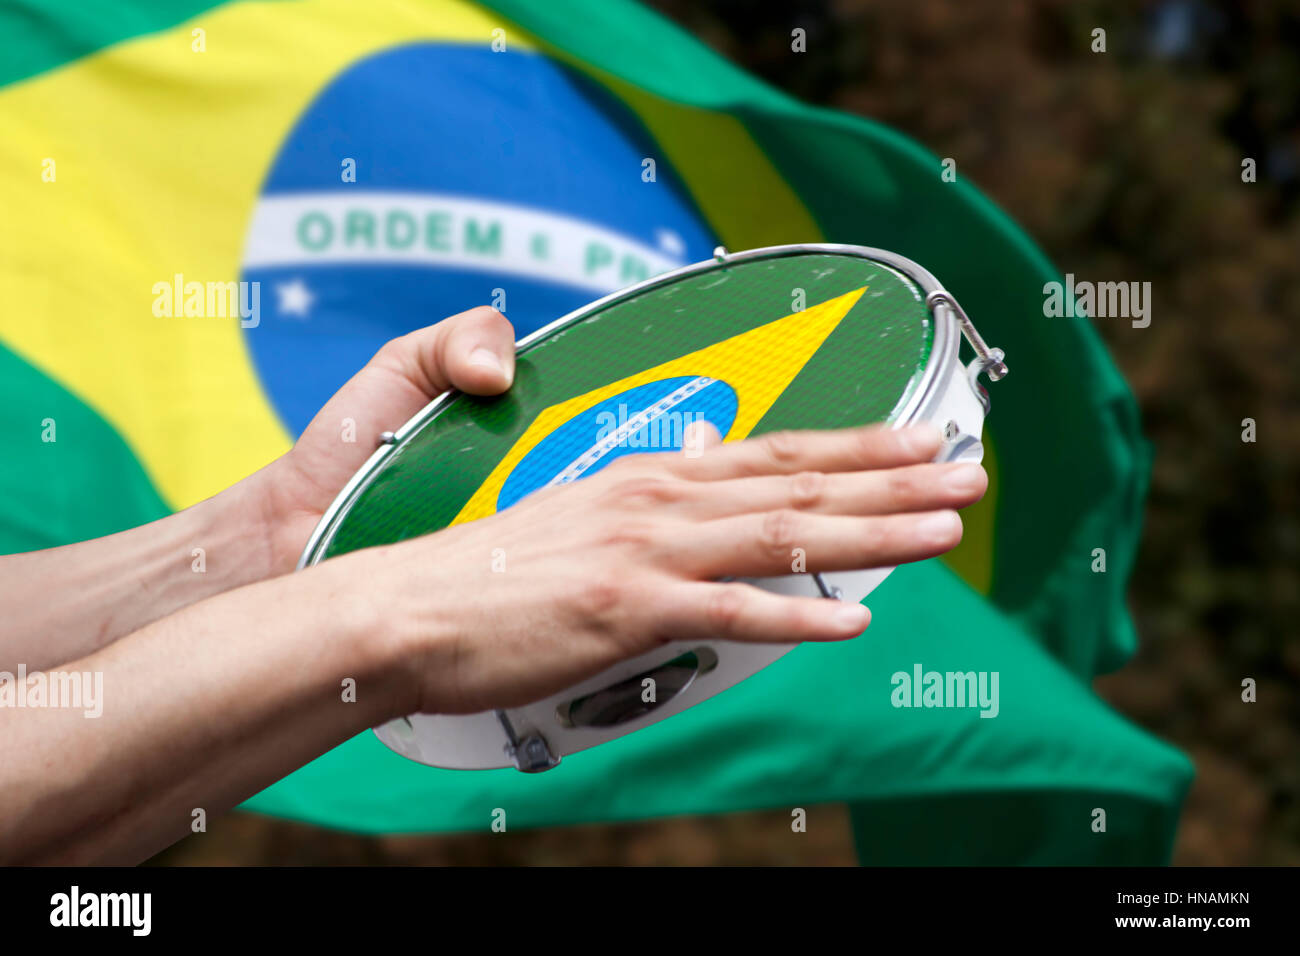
top-left (240, 43), bottom-right (718, 435)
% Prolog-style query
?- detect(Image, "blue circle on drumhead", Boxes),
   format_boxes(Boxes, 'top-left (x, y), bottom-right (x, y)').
top-left (498, 376), bottom-right (738, 510)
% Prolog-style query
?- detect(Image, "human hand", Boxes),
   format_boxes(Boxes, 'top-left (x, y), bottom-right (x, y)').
top-left (253, 307), bottom-right (516, 574)
top-left (340, 423), bottom-right (987, 717)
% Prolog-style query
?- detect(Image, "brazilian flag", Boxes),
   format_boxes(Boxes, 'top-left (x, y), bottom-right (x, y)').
top-left (0, 0), bottom-right (1192, 862)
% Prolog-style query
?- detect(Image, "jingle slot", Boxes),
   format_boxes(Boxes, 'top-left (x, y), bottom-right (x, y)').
top-left (557, 647), bottom-right (720, 729)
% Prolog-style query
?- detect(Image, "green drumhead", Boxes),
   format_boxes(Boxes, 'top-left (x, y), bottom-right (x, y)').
top-left (319, 252), bottom-right (934, 560)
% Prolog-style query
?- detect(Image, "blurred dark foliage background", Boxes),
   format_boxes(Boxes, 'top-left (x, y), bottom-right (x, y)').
top-left (154, 0), bottom-right (1299, 866)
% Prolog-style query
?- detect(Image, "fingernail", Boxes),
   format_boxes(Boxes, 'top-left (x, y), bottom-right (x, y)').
top-left (832, 603), bottom-right (871, 633)
top-left (469, 347), bottom-right (505, 373)
top-left (916, 511), bottom-right (961, 543)
top-left (899, 424), bottom-right (941, 455)
top-left (944, 463), bottom-right (985, 494)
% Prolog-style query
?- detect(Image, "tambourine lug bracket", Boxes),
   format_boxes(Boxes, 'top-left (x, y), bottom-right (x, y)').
top-left (939, 427), bottom-right (985, 464)
top-left (925, 289), bottom-right (1008, 382)
top-left (497, 709), bottom-right (560, 773)
top-left (964, 358), bottom-right (994, 417)
top-left (925, 289), bottom-right (1006, 417)
top-left (812, 573), bottom-right (843, 600)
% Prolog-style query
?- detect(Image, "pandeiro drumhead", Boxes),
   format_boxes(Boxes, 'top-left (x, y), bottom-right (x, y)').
top-left (299, 244), bottom-right (1006, 771)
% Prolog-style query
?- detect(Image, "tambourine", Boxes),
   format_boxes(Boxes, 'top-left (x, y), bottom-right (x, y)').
top-left (298, 244), bottom-right (1007, 771)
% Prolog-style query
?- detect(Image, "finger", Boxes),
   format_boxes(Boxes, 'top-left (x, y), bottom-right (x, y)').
top-left (291, 307), bottom-right (517, 487)
top-left (436, 305), bottom-right (517, 395)
top-left (661, 581), bottom-right (871, 644)
top-left (674, 423), bottom-right (944, 481)
top-left (675, 509), bottom-right (964, 578)
top-left (681, 419), bottom-right (723, 460)
top-left (673, 462), bottom-right (987, 519)
top-left (373, 305), bottom-right (516, 399)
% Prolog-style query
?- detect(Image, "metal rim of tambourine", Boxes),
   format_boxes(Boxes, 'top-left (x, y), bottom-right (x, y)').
top-left (296, 243), bottom-right (1007, 772)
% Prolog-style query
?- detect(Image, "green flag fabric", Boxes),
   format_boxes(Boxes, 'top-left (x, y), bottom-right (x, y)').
top-left (0, 0), bottom-right (1191, 863)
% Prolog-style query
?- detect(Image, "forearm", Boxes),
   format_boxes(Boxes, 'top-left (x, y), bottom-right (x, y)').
top-left (0, 549), bottom-right (416, 864)
top-left (0, 468), bottom-right (280, 672)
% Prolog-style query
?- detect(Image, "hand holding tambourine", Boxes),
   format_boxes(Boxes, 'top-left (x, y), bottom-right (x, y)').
top-left (299, 245), bottom-right (1006, 771)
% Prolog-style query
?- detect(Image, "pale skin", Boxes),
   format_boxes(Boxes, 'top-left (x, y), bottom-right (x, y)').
top-left (0, 307), bottom-right (987, 864)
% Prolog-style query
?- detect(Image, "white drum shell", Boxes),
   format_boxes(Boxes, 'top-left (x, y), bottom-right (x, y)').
top-left (371, 258), bottom-right (992, 770)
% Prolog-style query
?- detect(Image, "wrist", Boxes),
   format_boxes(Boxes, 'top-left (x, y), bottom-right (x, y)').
top-left (192, 469), bottom-right (281, 589)
top-left (237, 454), bottom-right (319, 578)
top-left (308, 545), bottom-right (430, 722)
top-left (0, 471), bottom-right (280, 670)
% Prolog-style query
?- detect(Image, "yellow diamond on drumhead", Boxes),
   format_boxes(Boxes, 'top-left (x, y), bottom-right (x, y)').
top-left (451, 285), bottom-right (867, 525)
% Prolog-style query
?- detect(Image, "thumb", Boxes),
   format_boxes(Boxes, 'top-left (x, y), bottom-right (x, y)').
top-left (430, 305), bottom-right (517, 396)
